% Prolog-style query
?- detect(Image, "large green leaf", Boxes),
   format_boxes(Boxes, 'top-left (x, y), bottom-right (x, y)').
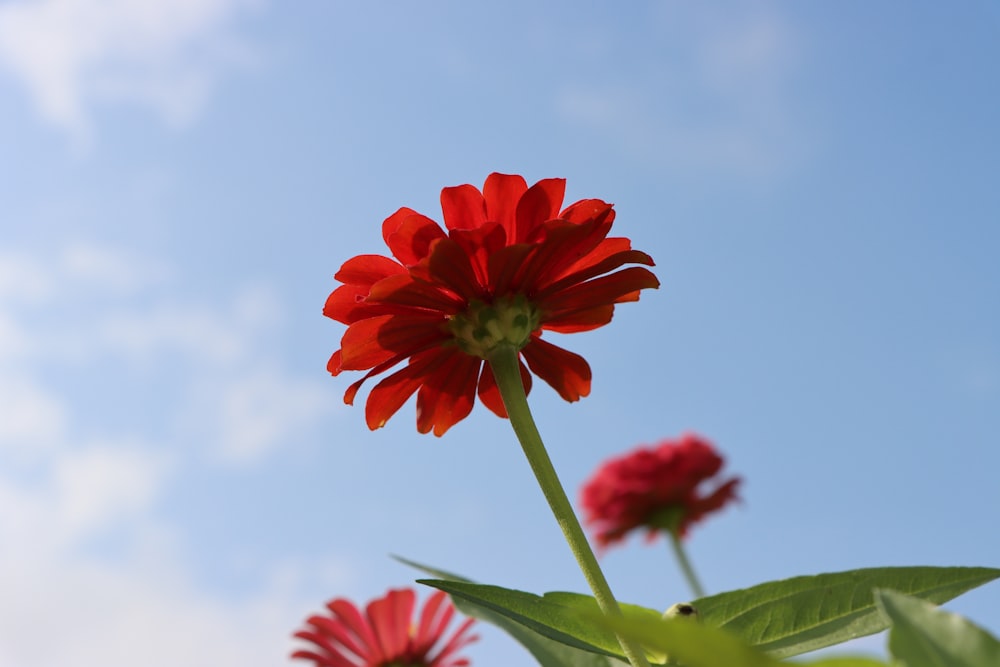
top-left (395, 557), bottom-right (625, 667)
top-left (596, 612), bottom-right (890, 667)
top-left (876, 588), bottom-right (1000, 667)
top-left (408, 562), bottom-right (997, 665)
top-left (697, 566), bottom-right (1000, 658)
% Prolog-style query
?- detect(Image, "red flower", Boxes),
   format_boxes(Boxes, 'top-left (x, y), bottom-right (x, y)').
top-left (324, 172), bottom-right (659, 435)
top-left (291, 588), bottom-right (478, 667)
top-left (580, 434), bottom-right (741, 550)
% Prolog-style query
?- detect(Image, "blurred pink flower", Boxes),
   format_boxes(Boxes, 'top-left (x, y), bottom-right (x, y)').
top-left (580, 433), bottom-right (741, 550)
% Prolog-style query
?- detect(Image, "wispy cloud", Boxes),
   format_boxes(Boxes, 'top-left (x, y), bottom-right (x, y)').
top-left (0, 242), bottom-right (337, 666)
top-left (0, 0), bottom-right (263, 146)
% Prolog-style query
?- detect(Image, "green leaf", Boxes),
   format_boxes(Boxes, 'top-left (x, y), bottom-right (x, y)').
top-left (696, 566), bottom-right (1000, 658)
top-left (876, 588), bottom-right (1000, 667)
top-left (401, 560), bottom-right (997, 665)
top-left (596, 613), bottom-right (890, 667)
top-left (598, 612), bottom-right (777, 667)
top-left (799, 660), bottom-right (889, 667)
top-left (394, 557), bottom-right (625, 667)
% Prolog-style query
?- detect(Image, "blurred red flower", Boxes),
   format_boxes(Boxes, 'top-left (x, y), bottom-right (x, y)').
top-left (580, 434), bottom-right (741, 550)
top-left (291, 588), bottom-right (478, 667)
top-left (324, 172), bottom-right (659, 435)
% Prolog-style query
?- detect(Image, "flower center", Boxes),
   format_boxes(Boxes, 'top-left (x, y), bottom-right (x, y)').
top-left (448, 294), bottom-right (541, 359)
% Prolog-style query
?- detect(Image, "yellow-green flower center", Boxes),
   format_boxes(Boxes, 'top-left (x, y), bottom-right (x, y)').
top-left (448, 295), bottom-right (541, 359)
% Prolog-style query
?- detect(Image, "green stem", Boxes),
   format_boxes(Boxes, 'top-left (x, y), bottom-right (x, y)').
top-left (487, 345), bottom-right (651, 667)
top-left (669, 530), bottom-right (706, 599)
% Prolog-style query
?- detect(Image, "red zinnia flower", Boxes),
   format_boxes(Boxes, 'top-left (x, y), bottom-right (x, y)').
top-left (580, 433), bottom-right (741, 550)
top-left (291, 588), bottom-right (478, 667)
top-left (324, 172), bottom-right (659, 435)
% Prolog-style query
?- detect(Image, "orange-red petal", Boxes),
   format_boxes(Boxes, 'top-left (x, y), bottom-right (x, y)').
top-left (539, 267), bottom-right (660, 321)
top-left (521, 337), bottom-right (591, 402)
top-left (411, 237), bottom-right (484, 301)
top-left (382, 208), bottom-right (447, 266)
top-left (364, 349), bottom-right (454, 430)
top-left (482, 172), bottom-right (527, 237)
top-left (366, 273), bottom-right (466, 314)
top-left (513, 177), bottom-right (566, 243)
top-left (338, 314), bottom-right (448, 371)
top-left (538, 248), bottom-right (656, 300)
top-left (334, 254), bottom-right (406, 285)
top-left (416, 352), bottom-right (481, 435)
top-left (440, 184), bottom-right (487, 231)
top-left (542, 305), bottom-right (616, 333)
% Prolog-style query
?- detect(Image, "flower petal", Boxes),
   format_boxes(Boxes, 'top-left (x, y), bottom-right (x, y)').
top-left (382, 208), bottom-right (447, 265)
top-left (290, 646), bottom-right (355, 667)
top-left (366, 273), bottom-right (466, 314)
top-left (367, 589), bottom-right (414, 662)
top-left (416, 352), bottom-right (481, 435)
top-left (681, 477), bottom-right (742, 534)
top-left (429, 617), bottom-right (479, 667)
top-left (303, 616), bottom-right (369, 664)
top-left (542, 305), bottom-right (615, 333)
top-left (482, 172), bottom-right (527, 235)
top-left (411, 237), bottom-right (484, 301)
top-left (338, 314), bottom-right (448, 371)
top-left (538, 248), bottom-right (656, 300)
top-left (509, 213), bottom-right (611, 294)
top-left (334, 254), bottom-right (406, 285)
top-left (448, 221), bottom-right (507, 290)
top-left (521, 337), bottom-right (591, 402)
top-left (364, 349), bottom-right (454, 430)
top-left (486, 243), bottom-right (538, 297)
top-left (440, 183), bottom-right (486, 231)
top-left (327, 598), bottom-right (381, 662)
top-left (414, 591), bottom-right (450, 654)
top-left (324, 283), bottom-right (410, 324)
top-left (514, 177), bottom-right (565, 243)
top-left (539, 267), bottom-right (660, 322)
top-left (560, 197), bottom-right (615, 224)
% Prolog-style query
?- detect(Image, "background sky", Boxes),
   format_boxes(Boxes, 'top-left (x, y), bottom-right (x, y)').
top-left (1, 2), bottom-right (998, 666)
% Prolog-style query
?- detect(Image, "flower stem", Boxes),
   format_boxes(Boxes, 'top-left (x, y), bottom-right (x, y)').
top-left (668, 530), bottom-right (706, 599)
top-left (487, 345), bottom-right (651, 667)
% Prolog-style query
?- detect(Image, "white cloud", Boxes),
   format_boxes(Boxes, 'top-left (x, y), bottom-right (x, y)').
top-left (61, 242), bottom-right (173, 294)
top-left (0, 438), bottom-right (167, 555)
top-left (97, 300), bottom-right (251, 365)
top-left (0, 373), bottom-right (66, 453)
top-left (0, 241), bottom-right (341, 666)
top-left (2, 244), bottom-right (329, 461)
top-left (0, 251), bottom-right (52, 304)
top-left (51, 441), bottom-right (167, 539)
top-left (0, 0), bottom-right (263, 145)
top-left (214, 368), bottom-right (331, 465)
top-left (0, 243), bottom-right (171, 307)
top-left (0, 456), bottom-right (314, 667)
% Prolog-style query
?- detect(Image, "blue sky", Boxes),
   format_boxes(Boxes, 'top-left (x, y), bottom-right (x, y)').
top-left (1, 2), bottom-right (998, 666)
